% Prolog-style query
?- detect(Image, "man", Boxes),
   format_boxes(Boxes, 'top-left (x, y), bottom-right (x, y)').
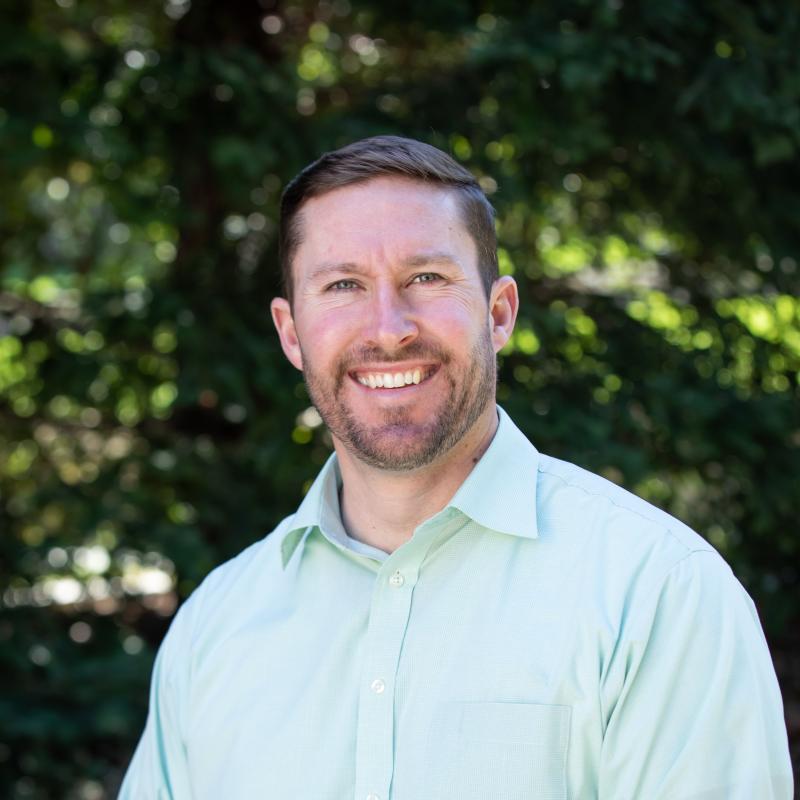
top-left (120, 136), bottom-right (792, 798)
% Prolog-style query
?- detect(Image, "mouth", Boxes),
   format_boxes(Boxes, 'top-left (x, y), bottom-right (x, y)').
top-left (348, 364), bottom-right (439, 390)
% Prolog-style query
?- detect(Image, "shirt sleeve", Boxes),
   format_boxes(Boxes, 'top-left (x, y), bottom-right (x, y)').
top-left (117, 597), bottom-right (195, 799)
top-left (598, 549), bottom-right (793, 799)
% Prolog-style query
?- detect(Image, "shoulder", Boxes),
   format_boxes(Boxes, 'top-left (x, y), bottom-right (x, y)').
top-left (162, 514), bottom-right (300, 652)
top-left (536, 452), bottom-right (713, 563)
top-left (530, 453), bottom-right (742, 639)
top-left (197, 514), bottom-right (296, 595)
top-left (529, 455), bottom-right (770, 678)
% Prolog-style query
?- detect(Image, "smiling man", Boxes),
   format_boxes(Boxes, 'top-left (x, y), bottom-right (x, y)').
top-left (120, 136), bottom-right (792, 799)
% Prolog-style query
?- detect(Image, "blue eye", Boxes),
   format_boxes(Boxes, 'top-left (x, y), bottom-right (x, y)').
top-left (327, 279), bottom-right (359, 291)
top-left (411, 273), bottom-right (442, 284)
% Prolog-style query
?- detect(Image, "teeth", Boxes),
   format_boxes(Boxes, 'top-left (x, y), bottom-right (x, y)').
top-left (356, 367), bottom-right (428, 388)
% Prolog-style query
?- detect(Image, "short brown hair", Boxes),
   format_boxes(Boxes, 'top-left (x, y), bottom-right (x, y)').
top-left (279, 135), bottom-right (498, 303)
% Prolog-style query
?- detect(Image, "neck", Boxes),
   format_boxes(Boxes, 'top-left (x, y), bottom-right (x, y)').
top-left (335, 404), bottom-right (499, 554)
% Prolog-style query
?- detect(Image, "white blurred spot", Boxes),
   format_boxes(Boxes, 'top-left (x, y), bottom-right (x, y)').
top-left (47, 178), bottom-right (70, 201)
top-left (44, 577), bottom-right (84, 605)
top-left (123, 635), bottom-right (144, 655)
top-left (74, 545), bottom-right (111, 575)
top-left (86, 576), bottom-right (111, 599)
top-left (155, 241), bottom-right (177, 263)
top-left (108, 222), bottom-right (130, 244)
top-left (297, 406), bottom-right (323, 428)
top-left (247, 212), bottom-right (267, 231)
top-left (47, 547), bottom-right (69, 568)
top-left (122, 566), bottom-right (174, 595)
top-left (69, 621), bottom-right (92, 643)
top-left (261, 15), bottom-right (283, 34)
top-left (124, 50), bottom-right (146, 69)
top-left (29, 645), bottom-right (52, 666)
top-left (224, 215), bottom-right (248, 240)
top-left (223, 403), bottom-right (247, 423)
top-left (165, 0), bottom-right (191, 21)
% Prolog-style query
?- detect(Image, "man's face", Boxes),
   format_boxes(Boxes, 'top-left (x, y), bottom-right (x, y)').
top-left (272, 176), bottom-right (513, 471)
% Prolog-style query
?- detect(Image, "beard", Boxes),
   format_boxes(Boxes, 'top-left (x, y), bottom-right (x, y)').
top-left (300, 328), bottom-right (496, 471)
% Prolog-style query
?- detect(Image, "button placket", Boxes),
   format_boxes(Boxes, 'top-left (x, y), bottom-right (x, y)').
top-left (353, 558), bottom-right (420, 800)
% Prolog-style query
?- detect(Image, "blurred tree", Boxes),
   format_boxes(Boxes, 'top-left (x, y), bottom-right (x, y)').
top-left (1, 0), bottom-right (798, 796)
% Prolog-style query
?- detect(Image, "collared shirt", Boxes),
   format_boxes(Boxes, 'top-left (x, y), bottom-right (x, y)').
top-left (119, 407), bottom-right (792, 799)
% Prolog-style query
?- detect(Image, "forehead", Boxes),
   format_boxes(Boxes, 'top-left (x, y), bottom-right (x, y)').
top-left (293, 176), bottom-right (474, 270)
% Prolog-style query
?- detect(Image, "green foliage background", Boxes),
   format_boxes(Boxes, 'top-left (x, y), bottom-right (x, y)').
top-left (1, 0), bottom-right (798, 796)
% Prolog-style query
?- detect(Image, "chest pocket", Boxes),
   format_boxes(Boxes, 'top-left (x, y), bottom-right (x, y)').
top-left (424, 702), bottom-right (571, 800)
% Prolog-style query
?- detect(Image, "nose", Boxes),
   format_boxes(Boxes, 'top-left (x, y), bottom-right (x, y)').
top-left (363, 282), bottom-right (418, 352)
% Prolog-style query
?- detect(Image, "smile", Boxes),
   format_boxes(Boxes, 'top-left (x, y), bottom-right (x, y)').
top-left (349, 365), bottom-right (438, 389)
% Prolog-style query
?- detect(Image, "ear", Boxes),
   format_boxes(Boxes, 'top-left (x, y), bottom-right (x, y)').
top-left (488, 276), bottom-right (519, 353)
top-left (270, 297), bottom-right (304, 371)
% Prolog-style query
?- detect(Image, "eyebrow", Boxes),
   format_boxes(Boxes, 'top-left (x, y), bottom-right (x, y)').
top-left (401, 251), bottom-right (463, 269)
top-left (307, 262), bottom-right (367, 283)
top-left (306, 252), bottom-right (464, 283)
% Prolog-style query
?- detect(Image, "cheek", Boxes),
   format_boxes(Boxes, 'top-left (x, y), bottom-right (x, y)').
top-left (422, 301), bottom-right (486, 342)
top-left (298, 311), bottom-right (361, 361)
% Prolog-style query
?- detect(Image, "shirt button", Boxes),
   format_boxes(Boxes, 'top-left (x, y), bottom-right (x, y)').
top-left (389, 570), bottom-right (405, 587)
top-left (366, 794), bottom-right (381, 800)
top-left (370, 678), bottom-right (386, 694)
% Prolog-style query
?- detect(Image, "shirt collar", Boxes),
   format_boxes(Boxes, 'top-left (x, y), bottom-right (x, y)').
top-left (446, 405), bottom-right (540, 541)
top-left (280, 453), bottom-right (343, 568)
top-left (281, 405), bottom-right (540, 568)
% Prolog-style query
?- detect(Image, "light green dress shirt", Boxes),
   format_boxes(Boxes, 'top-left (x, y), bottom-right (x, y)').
top-left (119, 407), bottom-right (793, 799)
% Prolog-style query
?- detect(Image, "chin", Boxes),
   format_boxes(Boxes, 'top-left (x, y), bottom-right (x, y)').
top-left (343, 422), bottom-right (451, 471)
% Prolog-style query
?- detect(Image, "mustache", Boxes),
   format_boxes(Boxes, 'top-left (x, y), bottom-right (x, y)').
top-left (335, 342), bottom-right (452, 383)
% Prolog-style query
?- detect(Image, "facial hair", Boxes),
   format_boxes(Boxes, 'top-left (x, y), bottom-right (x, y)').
top-left (300, 328), bottom-right (496, 471)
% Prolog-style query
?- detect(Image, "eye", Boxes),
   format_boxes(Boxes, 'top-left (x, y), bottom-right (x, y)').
top-left (410, 272), bottom-right (443, 285)
top-left (326, 279), bottom-right (360, 292)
